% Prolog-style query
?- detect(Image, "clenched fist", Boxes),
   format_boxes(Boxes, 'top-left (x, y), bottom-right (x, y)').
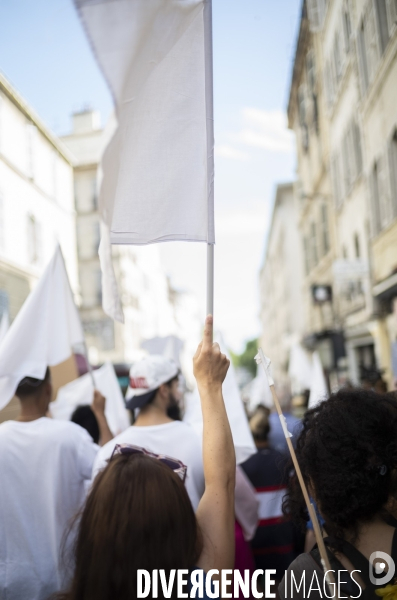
top-left (193, 315), bottom-right (230, 390)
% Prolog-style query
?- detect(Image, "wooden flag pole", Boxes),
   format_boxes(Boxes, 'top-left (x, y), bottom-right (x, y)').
top-left (256, 349), bottom-right (337, 597)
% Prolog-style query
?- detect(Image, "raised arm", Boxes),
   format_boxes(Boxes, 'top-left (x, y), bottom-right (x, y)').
top-left (91, 390), bottom-right (114, 446)
top-left (194, 315), bottom-right (236, 574)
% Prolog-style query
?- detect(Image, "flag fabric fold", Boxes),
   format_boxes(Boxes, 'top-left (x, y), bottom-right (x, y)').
top-left (0, 246), bottom-right (84, 411)
top-left (50, 362), bottom-right (130, 436)
top-left (74, 0), bottom-right (215, 321)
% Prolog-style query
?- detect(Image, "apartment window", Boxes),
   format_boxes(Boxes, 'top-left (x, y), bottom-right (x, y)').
top-left (370, 156), bottom-right (392, 234)
top-left (352, 121), bottom-right (363, 177)
top-left (331, 154), bottom-right (343, 208)
top-left (376, 0), bottom-right (390, 54)
top-left (343, 2), bottom-right (352, 52)
top-left (320, 204), bottom-right (330, 255)
top-left (91, 176), bottom-right (98, 211)
top-left (307, 0), bottom-right (327, 31)
top-left (354, 233), bottom-right (361, 258)
top-left (366, 4), bottom-right (380, 83)
top-left (306, 51), bottom-right (316, 94)
top-left (388, 130), bottom-right (397, 217)
top-left (341, 134), bottom-right (351, 193)
top-left (387, 0), bottom-right (397, 34)
top-left (310, 222), bottom-right (318, 268)
top-left (303, 237), bottom-right (310, 275)
top-left (27, 214), bottom-right (41, 264)
top-left (358, 21), bottom-right (370, 92)
top-left (333, 32), bottom-right (343, 82)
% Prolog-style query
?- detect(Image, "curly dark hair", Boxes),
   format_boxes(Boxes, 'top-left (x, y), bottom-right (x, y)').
top-left (282, 389), bottom-right (397, 541)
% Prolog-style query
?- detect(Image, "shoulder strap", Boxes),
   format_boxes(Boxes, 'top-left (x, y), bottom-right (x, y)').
top-left (326, 536), bottom-right (374, 590)
top-left (392, 528), bottom-right (397, 562)
top-left (310, 543), bottom-right (360, 598)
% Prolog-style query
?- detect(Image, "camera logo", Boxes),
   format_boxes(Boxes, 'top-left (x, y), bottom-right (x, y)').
top-left (369, 552), bottom-right (395, 586)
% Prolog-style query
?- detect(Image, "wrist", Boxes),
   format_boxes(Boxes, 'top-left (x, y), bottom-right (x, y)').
top-left (197, 382), bottom-right (223, 395)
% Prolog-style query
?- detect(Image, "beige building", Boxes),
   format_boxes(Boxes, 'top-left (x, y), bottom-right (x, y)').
top-left (259, 183), bottom-right (305, 388)
top-left (0, 71), bottom-right (79, 421)
top-left (287, 0), bottom-right (397, 387)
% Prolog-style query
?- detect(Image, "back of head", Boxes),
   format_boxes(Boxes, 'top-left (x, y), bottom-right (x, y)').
top-left (71, 405), bottom-right (100, 444)
top-left (284, 388), bottom-right (397, 540)
top-left (65, 453), bottom-right (201, 600)
top-left (249, 405), bottom-right (270, 443)
top-left (15, 367), bottom-right (51, 400)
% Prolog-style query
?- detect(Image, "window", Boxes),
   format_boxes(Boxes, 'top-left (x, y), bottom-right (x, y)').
top-left (365, 4), bottom-right (380, 83)
top-left (386, 0), bottom-right (397, 34)
top-left (352, 121), bottom-right (363, 177)
top-left (354, 233), bottom-right (361, 258)
top-left (358, 21), bottom-right (370, 92)
top-left (306, 51), bottom-right (316, 95)
top-left (303, 237), bottom-right (310, 275)
top-left (27, 214), bottom-right (41, 264)
top-left (321, 205), bottom-right (330, 256)
top-left (370, 156), bottom-right (392, 234)
top-left (343, 2), bottom-right (352, 52)
top-left (307, 0), bottom-right (327, 31)
top-left (376, 0), bottom-right (390, 54)
top-left (388, 130), bottom-right (397, 217)
top-left (310, 222), bottom-right (318, 268)
top-left (331, 154), bottom-right (343, 208)
top-left (298, 86), bottom-right (306, 126)
top-left (333, 32), bottom-right (343, 82)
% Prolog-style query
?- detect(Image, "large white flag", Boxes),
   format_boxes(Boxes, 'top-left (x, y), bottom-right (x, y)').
top-left (50, 362), bottom-right (130, 436)
top-left (0, 246), bottom-right (84, 410)
top-left (74, 0), bottom-right (215, 320)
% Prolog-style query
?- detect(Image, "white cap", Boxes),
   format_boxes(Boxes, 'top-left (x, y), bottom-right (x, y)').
top-left (125, 355), bottom-right (179, 408)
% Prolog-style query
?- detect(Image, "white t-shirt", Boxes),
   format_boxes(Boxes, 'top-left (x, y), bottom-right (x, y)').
top-left (93, 421), bottom-right (205, 510)
top-left (0, 417), bottom-right (98, 600)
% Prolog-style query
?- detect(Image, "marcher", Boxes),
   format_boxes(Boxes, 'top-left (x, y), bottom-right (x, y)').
top-left (279, 388), bottom-right (397, 599)
top-left (56, 315), bottom-right (236, 600)
top-left (93, 355), bottom-right (205, 509)
top-left (71, 404), bottom-right (113, 446)
top-left (0, 368), bottom-right (108, 600)
top-left (241, 406), bottom-right (297, 585)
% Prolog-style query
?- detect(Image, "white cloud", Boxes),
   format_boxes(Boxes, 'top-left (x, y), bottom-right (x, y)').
top-left (232, 108), bottom-right (294, 153)
top-left (215, 144), bottom-right (249, 161)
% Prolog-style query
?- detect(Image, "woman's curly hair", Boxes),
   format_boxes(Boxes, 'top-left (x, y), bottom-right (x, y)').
top-left (282, 388), bottom-right (397, 540)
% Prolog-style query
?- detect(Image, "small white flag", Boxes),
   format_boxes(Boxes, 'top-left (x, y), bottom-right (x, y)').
top-left (184, 333), bottom-right (256, 464)
top-left (308, 351), bottom-right (328, 409)
top-left (50, 362), bottom-right (130, 436)
top-left (0, 246), bottom-right (84, 411)
top-left (74, 0), bottom-right (215, 321)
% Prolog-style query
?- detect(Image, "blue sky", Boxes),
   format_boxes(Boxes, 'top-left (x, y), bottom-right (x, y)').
top-left (0, 0), bottom-right (302, 351)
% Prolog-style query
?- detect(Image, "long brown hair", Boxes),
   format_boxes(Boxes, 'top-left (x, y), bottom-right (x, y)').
top-left (58, 453), bottom-right (202, 600)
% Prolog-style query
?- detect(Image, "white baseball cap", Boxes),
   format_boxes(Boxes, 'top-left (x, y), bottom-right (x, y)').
top-left (125, 355), bottom-right (179, 410)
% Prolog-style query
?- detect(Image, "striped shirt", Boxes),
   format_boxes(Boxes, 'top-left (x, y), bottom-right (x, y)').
top-left (241, 448), bottom-right (296, 579)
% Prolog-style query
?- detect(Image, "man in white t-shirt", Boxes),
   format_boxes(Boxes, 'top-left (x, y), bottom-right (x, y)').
top-left (0, 368), bottom-right (106, 600)
top-left (93, 356), bottom-right (205, 509)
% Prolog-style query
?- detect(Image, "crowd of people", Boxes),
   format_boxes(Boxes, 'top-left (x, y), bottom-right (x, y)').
top-left (0, 315), bottom-right (397, 600)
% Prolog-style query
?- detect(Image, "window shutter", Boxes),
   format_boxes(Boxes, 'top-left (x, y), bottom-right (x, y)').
top-left (331, 155), bottom-right (342, 208)
top-left (357, 23), bottom-right (370, 93)
top-left (307, 0), bottom-right (321, 31)
top-left (369, 164), bottom-right (381, 235)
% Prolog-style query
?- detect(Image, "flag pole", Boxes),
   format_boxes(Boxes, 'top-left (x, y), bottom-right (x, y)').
top-left (204, 0), bottom-right (215, 334)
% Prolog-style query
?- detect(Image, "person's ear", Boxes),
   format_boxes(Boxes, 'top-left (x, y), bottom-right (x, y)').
top-left (158, 383), bottom-right (169, 400)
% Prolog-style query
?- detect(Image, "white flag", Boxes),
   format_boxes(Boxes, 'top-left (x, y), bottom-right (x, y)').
top-left (50, 362), bottom-right (130, 436)
top-left (308, 351), bottom-right (328, 409)
top-left (288, 343), bottom-right (313, 393)
top-left (184, 333), bottom-right (256, 464)
top-left (0, 246), bottom-right (84, 411)
top-left (74, 0), bottom-right (215, 320)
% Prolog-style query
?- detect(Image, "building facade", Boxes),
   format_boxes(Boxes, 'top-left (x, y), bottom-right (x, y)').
top-left (259, 183), bottom-right (306, 390)
top-left (285, 0), bottom-right (397, 388)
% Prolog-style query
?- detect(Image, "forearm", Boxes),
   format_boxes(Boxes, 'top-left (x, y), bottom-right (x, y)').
top-left (93, 411), bottom-right (113, 446)
top-left (198, 384), bottom-right (236, 489)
